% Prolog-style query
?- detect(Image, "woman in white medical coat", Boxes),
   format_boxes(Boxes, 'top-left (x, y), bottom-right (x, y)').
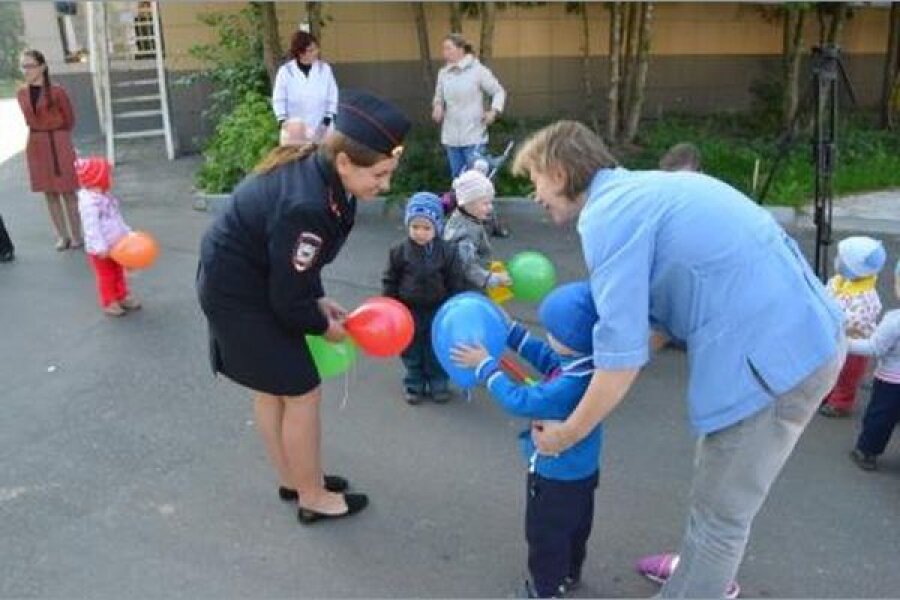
top-left (272, 31), bottom-right (339, 142)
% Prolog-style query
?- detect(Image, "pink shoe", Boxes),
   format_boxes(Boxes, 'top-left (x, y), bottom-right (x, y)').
top-left (636, 553), bottom-right (741, 599)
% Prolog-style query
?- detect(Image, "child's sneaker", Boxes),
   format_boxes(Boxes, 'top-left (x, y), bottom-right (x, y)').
top-left (636, 553), bottom-right (741, 598)
top-left (818, 404), bottom-right (851, 418)
top-left (432, 389), bottom-right (451, 404)
top-left (121, 295), bottom-right (142, 310)
top-left (103, 302), bottom-right (126, 317)
top-left (850, 448), bottom-right (877, 471)
top-left (404, 391), bottom-right (423, 405)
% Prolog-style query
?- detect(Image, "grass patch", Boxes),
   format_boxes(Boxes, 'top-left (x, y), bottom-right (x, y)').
top-left (0, 79), bottom-right (20, 99)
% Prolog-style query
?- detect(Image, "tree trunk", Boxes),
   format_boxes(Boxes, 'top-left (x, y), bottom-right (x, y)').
top-left (450, 2), bottom-right (462, 33)
top-left (620, 3), bottom-right (637, 122)
top-left (479, 2), bottom-right (496, 66)
top-left (826, 3), bottom-right (848, 45)
top-left (881, 3), bottom-right (900, 129)
top-left (607, 2), bottom-right (623, 142)
top-left (782, 8), bottom-right (806, 135)
top-left (307, 2), bottom-right (323, 43)
top-left (413, 2), bottom-right (434, 90)
top-left (579, 3), bottom-right (599, 132)
top-left (624, 2), bottom-right (653, 144)
top-left (255, 1), bottom-right (282, 86)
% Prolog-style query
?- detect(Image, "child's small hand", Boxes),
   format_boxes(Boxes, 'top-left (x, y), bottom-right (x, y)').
top-left (451, 343), bottom-right (489, 368)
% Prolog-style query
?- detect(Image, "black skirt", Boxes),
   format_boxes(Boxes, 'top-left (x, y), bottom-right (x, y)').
top-left (197, 269), bottom-right (321, 397)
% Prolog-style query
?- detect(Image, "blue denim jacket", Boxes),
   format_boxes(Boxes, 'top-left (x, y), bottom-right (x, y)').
top-left (579, 168), bottom-right (843, 434)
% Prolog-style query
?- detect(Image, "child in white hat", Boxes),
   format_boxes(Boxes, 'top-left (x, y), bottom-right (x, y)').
top-left (443, 170), bottom-right (511, 290)
top-left (820, 236), bottom-right (886, 418)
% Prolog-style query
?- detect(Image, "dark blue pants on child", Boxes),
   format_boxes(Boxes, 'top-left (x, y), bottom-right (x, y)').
top-left (401, 306), bottom-right (449, 396)
top-left (526, 471), bottom-right (599, 598)
top-left (857, 378), bottom-right (900, 456)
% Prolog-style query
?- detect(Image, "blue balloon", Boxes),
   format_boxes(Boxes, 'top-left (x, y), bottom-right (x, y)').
top-left (432, 292), bottom-right (508, 388)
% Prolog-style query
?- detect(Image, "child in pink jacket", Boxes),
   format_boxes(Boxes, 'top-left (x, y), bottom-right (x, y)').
top-left (76, 157), bottom-right (141, 317)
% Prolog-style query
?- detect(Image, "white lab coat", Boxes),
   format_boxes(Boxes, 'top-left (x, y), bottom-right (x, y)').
top-left (271, 60), bottom-right (339, 128)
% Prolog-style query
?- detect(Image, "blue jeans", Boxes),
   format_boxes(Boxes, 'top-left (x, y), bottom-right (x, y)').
top-left (445, 144), bottom-right (485, 179)
top-left (856, 378), bottom-right (900, 456)
top-left (660, 338), bottom-right (845, 598)
top-left (401, 306), bottom-right (448, 396)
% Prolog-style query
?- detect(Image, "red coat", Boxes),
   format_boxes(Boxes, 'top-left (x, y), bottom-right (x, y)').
top-left (17, 84), bottom-right (79, 194)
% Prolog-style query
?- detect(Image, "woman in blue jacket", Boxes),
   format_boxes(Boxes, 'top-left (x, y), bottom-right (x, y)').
top-left (511, 121), bottom-right (846, 598)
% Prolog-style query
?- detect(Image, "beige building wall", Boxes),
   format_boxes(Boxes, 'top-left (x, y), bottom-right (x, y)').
top-left (159, 2), bottom-right (892, 71)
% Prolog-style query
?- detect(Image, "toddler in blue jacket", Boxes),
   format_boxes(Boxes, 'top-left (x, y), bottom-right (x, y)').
top-left (452, 281), bottom-right (602, 598)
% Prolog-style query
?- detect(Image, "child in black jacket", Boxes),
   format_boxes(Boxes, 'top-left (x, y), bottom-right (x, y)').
top-left (383, 192), bottom-right (466, 404)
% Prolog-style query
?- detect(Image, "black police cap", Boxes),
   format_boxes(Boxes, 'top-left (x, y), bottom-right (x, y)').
top-left (334, 90), bottom-right (411, 158)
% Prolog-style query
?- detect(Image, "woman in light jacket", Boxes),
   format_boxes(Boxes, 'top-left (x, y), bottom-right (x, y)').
top-left (272, 31), bottom-right (338, 142)
top-left (432, 33), bottom-right (506, 179)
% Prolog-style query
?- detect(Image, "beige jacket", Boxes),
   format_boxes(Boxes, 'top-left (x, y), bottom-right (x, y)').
top-left (433, 55), bottom-right (506, 147)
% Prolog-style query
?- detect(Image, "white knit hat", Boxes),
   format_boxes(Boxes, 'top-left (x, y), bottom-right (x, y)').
top-left (837, 236), bottom-right (886, 279)
top-left (452, 170), bottom-right (495, 206)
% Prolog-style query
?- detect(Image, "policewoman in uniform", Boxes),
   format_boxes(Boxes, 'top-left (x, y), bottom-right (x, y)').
top-left (197, 91), bottom-right (410, 524)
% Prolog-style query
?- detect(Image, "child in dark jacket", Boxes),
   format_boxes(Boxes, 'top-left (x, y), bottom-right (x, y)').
top-left (452, 281), bottom-right (603, 598)
top-left (383, 192), bottom-right (466, 404)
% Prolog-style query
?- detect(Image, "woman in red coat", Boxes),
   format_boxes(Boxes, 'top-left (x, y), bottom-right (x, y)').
top-left (17, 49), bottom-right (83, 251)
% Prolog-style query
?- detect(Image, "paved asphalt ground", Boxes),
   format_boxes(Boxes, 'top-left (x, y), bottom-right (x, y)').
top-left (1, 132), bottom-right (898, 598)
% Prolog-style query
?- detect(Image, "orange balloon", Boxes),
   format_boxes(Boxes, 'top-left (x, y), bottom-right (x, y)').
top-left (345, 296), bottom-right (415, 357)
top-left (110, 231), bottom-right (159, 270)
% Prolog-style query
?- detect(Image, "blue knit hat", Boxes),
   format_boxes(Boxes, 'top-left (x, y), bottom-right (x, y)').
top-left (405, 192), bottom-right (444, 235)
top-left (538, 281), bottom-right (598, 355)
top-left (837, 236), bottom-right (886, 279)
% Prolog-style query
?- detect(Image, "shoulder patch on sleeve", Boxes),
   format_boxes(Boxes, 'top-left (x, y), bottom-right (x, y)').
top-left (292, 232), bottom-right (323, 272)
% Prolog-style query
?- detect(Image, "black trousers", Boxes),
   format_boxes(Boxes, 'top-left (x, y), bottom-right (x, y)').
top-left (525, 471), bottom-right (599, 598)
top-left (857, 378), bottom-right (900, 456)
top-left (0, 214), bottom-right (13, 255)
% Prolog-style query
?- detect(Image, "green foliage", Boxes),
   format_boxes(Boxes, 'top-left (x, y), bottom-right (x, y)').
top-left (178, 7), bottom-right (269, 121)
top-left (194, 97), bottom-right (900, 208)
top-left (196, 91), bottom-right (279, 194)
top-left (0, 2), bottom-right (24, 81)
top-left (627, 114), bottom-right (900, 206)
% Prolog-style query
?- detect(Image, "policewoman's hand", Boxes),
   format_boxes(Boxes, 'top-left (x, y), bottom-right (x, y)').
top-left (318, 297), bottom-right (348, 322)
top-left (323, 318), bottom-right (348, 343)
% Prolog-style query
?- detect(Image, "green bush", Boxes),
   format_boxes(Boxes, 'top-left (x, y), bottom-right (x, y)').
top-left (196, 104), bottom-right (900, 206)
top-left (0, 2), bottom-right (24, 82)
top-left (627, 114), bottom-right (900, 206)
top-left (196, 91), bottom-right (279, 194)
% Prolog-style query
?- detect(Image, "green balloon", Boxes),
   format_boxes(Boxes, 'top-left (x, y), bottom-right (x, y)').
top-left (508, 251), bottom-right (557, 303)
top-left (305, 335), bottom-right (358, 379)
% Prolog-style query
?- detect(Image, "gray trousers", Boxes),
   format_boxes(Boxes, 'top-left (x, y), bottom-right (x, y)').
top-left (660, 339), bottom-right (846, 598)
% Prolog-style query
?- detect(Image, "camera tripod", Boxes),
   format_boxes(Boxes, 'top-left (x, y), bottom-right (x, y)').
top-left (757, 44), bottom-right (857, 281)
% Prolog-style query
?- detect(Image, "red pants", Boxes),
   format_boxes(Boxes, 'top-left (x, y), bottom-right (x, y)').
top-left (87, 254), bottom-right (129, 307)
top-left (823, 354), bottom-right (869, 411)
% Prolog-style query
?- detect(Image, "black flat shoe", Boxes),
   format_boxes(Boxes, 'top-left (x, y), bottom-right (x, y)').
top-left (297, 493), bottom-right (368, 524)
top-left (278, 475), bottom-right (349, 501)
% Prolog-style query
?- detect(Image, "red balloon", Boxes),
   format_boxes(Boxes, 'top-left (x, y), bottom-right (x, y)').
top-left (345, 296), bottom-right (414, 357)
top-left (110, 231), bottom-right (159, 270)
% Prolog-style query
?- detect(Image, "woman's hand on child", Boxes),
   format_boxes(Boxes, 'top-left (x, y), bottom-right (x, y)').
top-left (318, 297), bottom-right (348, 322)
top-left (531, 420), bottom-right (569, 457)
top-left (451, 343), bottom-right (489, 368)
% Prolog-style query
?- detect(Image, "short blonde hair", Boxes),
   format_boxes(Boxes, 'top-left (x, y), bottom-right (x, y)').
top-left (512, 120), bottom-right (618, 201)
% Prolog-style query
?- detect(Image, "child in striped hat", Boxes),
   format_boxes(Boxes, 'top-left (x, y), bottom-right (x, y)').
top-left (76, 156), bottom-right (141, 317)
